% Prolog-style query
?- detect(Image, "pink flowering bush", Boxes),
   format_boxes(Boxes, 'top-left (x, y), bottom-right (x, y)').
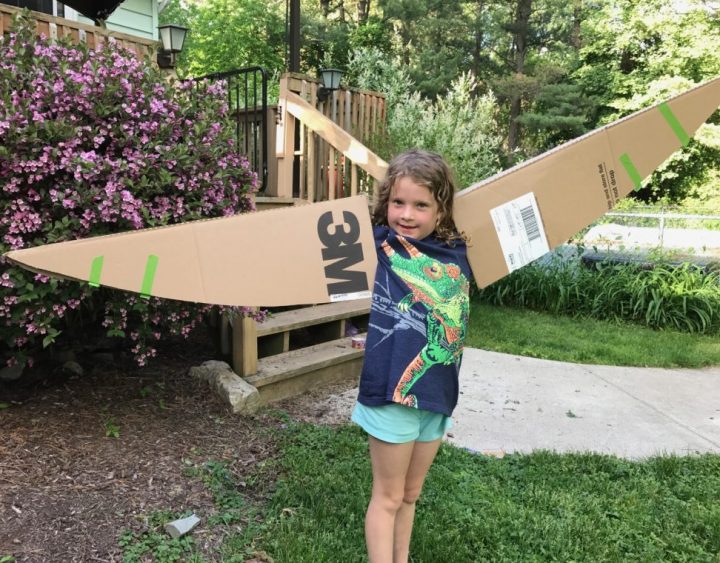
top-left (0, 14), bottom-right (264, 370)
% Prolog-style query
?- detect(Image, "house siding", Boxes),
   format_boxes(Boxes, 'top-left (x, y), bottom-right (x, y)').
top-left (72, 0), bottom-right (158, 41)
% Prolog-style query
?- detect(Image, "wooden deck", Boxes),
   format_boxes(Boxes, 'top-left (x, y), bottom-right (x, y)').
top-left (0, 4), bottom-right (157, 60)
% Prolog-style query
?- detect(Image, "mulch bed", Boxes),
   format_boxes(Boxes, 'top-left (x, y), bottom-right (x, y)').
top-left (0, 332), bottom-right (296, 562)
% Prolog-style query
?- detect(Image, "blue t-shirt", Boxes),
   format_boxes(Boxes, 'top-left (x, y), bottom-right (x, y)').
top-left (357, 226), bottom-right (471, 416)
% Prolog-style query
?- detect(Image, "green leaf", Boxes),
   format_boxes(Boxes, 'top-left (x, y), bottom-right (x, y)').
top-left (42, 332), bottom-right (58, 348)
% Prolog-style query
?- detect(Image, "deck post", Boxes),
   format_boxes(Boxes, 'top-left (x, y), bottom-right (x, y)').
top-left (276, 76), bottom-right (296, 198)
top-left (232, 315), bottom-right (258, 377)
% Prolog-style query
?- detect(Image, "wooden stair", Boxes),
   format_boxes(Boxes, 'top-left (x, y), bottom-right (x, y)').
top-left (220, 298), bottom-right (371, 405)
top-left (246, 336), bottom-right (365, 404)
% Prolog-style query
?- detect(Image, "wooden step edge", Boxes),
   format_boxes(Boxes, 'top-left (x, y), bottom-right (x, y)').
top-left (253, 196), bottom-right (310, 208)
top-left (245, 335), bottom-right (366, 388)
top-left (256, 298), bottom-right (371, 337)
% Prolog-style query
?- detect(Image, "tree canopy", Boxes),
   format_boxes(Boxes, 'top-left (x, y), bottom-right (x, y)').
top-left (162, 0), bottom-right (720, 201)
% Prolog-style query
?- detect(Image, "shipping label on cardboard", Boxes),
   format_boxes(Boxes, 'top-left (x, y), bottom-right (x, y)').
top-left (329, 290), bottom-right (373, 302)
top-left (490, 192), bottom-right (550, 273)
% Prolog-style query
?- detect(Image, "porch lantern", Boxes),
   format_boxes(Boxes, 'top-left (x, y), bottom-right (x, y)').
top-left (157, 24), bottom-right (189, 69)
top-left (317, 68), bottom-right (343, 102)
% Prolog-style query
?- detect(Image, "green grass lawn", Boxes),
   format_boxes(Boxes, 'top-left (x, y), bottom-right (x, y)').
top-left (119, 303), bottom-right (720, 561)
top-left (120, 423), bottom-right (720, 561)
top-left (467, 301), bottom-right (720, 368)
top-left (163, 424), bottom-right (720, 562)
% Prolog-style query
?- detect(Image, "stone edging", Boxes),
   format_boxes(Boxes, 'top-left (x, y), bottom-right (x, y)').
top-left (189, 360), bottom-right (260, 414)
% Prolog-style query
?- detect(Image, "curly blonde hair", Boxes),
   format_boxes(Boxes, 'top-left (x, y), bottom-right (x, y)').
top-left (372, 149), bottom-right (465, 245)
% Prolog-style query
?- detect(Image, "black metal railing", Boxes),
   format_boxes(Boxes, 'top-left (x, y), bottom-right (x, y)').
top-left (193, 67), bottom-right (269, 192)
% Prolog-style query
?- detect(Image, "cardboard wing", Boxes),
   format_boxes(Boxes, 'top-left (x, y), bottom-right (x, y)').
top-left (4, 196), bottom-right (376, 307)
top-left (4, 77), bottom-right (720, 304)
top-left (455, 76), bottom-right (720, 288)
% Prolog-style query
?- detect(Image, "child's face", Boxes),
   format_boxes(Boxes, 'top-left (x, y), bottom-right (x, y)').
top-left (387, 176), bottom-right (439, 240)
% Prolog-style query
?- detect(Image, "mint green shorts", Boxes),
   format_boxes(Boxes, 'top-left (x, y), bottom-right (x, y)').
top-left (351, 402), bottom-right (452, 444)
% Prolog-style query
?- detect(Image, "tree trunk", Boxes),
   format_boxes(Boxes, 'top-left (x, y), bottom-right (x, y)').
top-left (572, 0), bottom-right (582, 49)
top-left (357, 0), bottom-right (370, 24)
top-left (399, 20), bottom-right (411, 66)
top-left (507, 0), bottom-right (532, 151)
top-left (471, 0), bottom-right (486, 80)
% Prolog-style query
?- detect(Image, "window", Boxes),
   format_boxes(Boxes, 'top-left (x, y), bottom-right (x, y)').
top-left (0, 1), bottom-right (64, 17)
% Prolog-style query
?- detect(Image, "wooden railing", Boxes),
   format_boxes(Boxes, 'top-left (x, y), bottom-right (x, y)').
top-left (194, 67), bottom-right (270, 192)
top-left (273, 73), bottom-right (389, 202)
top-left (0, 4), bottom-right (157, 60)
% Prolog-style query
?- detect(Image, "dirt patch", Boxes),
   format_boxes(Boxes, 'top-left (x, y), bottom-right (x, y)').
top-left (274, 378), bottom-right (357, 426)
top-left (0, 332), bottom-right (358, 562)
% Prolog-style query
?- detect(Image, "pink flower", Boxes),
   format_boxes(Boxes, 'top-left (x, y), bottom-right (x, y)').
top-left (1, 22), bottom-right (259, 369)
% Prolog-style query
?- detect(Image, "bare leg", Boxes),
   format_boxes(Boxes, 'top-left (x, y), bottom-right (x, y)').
top-left (365, 437), bottom-right (415, 563)
top-left (392, 439), bottom-right (442, 563)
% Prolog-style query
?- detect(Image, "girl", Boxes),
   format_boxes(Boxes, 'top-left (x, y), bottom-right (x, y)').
top-left (352, 149), bottom-right (471, 562)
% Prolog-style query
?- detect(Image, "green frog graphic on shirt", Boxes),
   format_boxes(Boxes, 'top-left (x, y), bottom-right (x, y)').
top-left (381, 235), bottom-right (470, 408)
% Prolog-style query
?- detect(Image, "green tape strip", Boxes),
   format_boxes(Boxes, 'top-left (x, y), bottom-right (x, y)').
top-left (620, 153), bottom-right (643, 191)
top-left (658, 102), bottom-right (690, 147)
top-left (140, 255), bottom-right (159, 299)
top-left (89, 256), bottom-right (104, 288)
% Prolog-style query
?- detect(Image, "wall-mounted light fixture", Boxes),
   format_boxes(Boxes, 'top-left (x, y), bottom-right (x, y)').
top-left (157, 23), bottom-right (189, 69)
top-left (317, 68), bottom-right (343, 102)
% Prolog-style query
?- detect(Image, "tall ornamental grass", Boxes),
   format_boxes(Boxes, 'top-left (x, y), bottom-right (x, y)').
top-left (476, 251), bottom-right (720, 334)
top-left (0, 13), bottom-right (263, 370)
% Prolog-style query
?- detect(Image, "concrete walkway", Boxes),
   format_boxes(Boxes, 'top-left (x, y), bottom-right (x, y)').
top-left (324, 348), bottom-right (720, 459)
top-left (445, 349), bottom-right (720, 459)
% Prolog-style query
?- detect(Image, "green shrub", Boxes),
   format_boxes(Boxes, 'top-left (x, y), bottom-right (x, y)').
top-left (476, 250), bottom-right (720, 334)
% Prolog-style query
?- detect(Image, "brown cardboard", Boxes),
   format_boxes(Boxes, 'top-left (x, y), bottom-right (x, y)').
top-left (5, 77), bottom-right (720, 303)
top-left (454, 76), bottom-right (720, 288)
top-left (5, 196), bottom-right (376, 307)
